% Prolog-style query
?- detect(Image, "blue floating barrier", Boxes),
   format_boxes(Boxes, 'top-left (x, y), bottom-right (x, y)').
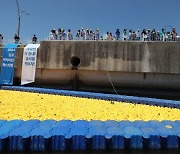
top-left (30, 136), bottom-right (45, 151)
top-left (89, 127), bottom-right (106, 136)
top-left (8, 136), bottom-right (26, 151)
top-left (133, 120), bottom-right (147, 128)
top-left (119, 121), bottom-right (135, 128)
top-left (51, 127), bottom-right (70, 136)
top-left (92, 135), bottom-right (106, 150)
top-left (55, 120), bottom-right (72, 128)
top-left (166, 135), bottom-right (179, 149)
top-left (72, 120), bottom-right (89, 128)
top-left (70, 127), bottom-right (87, 136)
top-left (9, 128), bottom-right (31, 138)
top-left (109, 135), bottom-right (124, 149)
top-left (124, 127), bottom-right (143, 149)
top-left (88, 120), bottom-right (104, 128)
top-left (147, 120), bottom-right (163, 128)
top-left (124, 126), bottom-right (142, 137)
top-left (72, 135), bottom-right (86, 150)
top-left (104, 120), bottom-right (119, 128)
top-left (51, 135), bottom-right (66, 151)
top-left (37, 120), bottom-right (56, 128)
top-left (161, 120), bottom-right (179, 128)
top-left (106, 127), bottom-right (124, 136)
top-left (0, 120), bottom-right (6, 127)
top-left (141, 127), bottom-right (161, 149)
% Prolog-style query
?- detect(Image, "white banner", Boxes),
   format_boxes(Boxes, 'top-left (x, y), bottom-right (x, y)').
top-left (21, 44), bottom-right (40, 85)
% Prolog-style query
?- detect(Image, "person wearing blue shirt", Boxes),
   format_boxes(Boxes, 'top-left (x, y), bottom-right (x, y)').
top-left (115, 29), bottom-right (120, 40)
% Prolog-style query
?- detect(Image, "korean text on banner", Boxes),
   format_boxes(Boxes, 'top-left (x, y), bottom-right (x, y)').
top-left (21, 44), bottom-right (40, 85)
top-left (0, 44), bottom-right (19, 85)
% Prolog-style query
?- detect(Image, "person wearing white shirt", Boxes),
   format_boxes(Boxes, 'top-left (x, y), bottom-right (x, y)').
top-left (67, 29), bottom-right (73, 40)
top-left (57, 28), bottom-right (62, 40)
top-left (135, 29), bottom-right (140, 41)
top-left (61, 29), bottom-right (67, 40)
top-left (49, 29), bottom-right (57, 40)
top-left (81, 28), bottom-right (85, 40)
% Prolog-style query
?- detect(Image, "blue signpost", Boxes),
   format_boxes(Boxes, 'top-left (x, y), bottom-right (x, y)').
top-left (0, 44), bottom-right (19, 85)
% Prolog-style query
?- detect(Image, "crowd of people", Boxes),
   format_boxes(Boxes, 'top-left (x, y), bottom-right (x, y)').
top-left (0, 34), bottom-right (38, 46)
top-left (0, 27), bottom-right (179, 46)
top-left (49, 27), bottom-right (180, 41)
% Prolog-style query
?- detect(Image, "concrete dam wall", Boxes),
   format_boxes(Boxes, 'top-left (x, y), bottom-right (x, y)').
top-left (0, 41), bottom-right (180, 91)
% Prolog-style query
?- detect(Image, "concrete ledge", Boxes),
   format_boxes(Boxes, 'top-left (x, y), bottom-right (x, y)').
top-left (0, 41), bottom-right (180, 90)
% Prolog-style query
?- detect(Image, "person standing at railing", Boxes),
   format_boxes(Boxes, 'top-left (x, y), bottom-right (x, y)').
top-left (160, 29), bottom-right (165, 41)
top-left (67, 29), bottom-right (73, 40)
top-left (49, 29), bottom-right (57, 40)
top-left (0, 34), bottom-right (3, 46)
top-left (32, 34), bottom-right (37, 44)
top-left (123, 29), bottom-right (127, 41)
top-left (135, 29), bottom-right (140, 41)
top-left (171, 27), bottom-right (177, 41)
top-left (89, 29), bottom-right (94, 40)
top-left (80, 28), bottom-right (86, 40)
top-left (115, 29), bottom-right (120, 40)
top-left (129, 30), bottom-right (133, 40)
top-left (141, 29), bottom-right (147, 41)
top-left (151, 29), bottom-right (156, 41)
top-left (57, 28), bottom-right (62, 40)
top-left (147, 29), bottom-right (151, 41)
top-left (95, 29), bottom-right (100, 40)
top-left (85, 29), bottom-right (90, 40)
top-left (76, 30), bottom-right (81, 40)
top-left (14, 34), bottom-right (20, 44)
top-left (61, 29), bottom-right (67, 40)
top-left (109, 33), bottom-right (113, 40)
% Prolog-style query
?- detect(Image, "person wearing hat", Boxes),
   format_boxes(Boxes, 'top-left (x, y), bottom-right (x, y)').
top-left (0, 34), bottom-right (3, 46)
top-left (32, 34), bottom-right (37, 44)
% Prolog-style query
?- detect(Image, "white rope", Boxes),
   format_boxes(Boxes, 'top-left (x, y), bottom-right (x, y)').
top-left (101, 41), bottom-right (119, 96)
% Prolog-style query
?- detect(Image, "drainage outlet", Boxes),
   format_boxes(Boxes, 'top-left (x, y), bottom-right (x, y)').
top-left (70, 56), bottom-right (80, 67)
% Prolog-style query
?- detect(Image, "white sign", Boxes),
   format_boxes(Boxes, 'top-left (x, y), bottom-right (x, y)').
top-left (21, 44), bottom-right (40, 85)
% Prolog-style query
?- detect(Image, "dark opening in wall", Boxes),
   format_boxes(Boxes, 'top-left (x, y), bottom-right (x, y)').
top-left (70, 56), bottom-right (80, 67)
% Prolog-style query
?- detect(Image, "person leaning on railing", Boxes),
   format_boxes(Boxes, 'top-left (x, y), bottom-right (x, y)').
top-left (14, 34), bottom-right (20, 44)
top-left (32, 34), bottom-right (37, 44)
top-left (0, 34), bottom-right (3, 46)
top-left (171, 27), bottom-right (177, 41)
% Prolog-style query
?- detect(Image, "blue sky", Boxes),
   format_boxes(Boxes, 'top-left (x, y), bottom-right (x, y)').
top-left (1, 0), bottom-right (180, 42)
